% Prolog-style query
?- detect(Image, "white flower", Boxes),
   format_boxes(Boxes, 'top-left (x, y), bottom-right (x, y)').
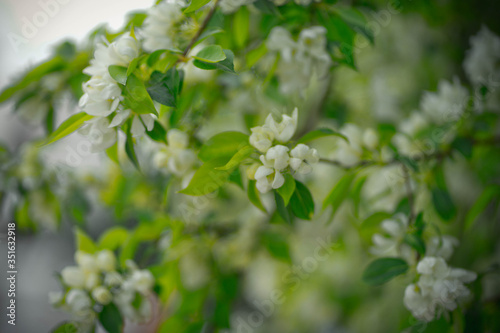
top-left (104, 271), bottom-right (123, 287)
top-left (404, 256), bottom-right (477, 322)
top-left (362, 128), bottom-right (379, 150)
top-left (48, 291), bottom-right (64, 306)
top-left (109, 108), bottom-right (131, 128)
top-left (463, 26), bottom-right (500, 88)
top-left (370, 213), bottom-right (412, 260)
top-left (78, 117), bottom-right (117, 152)
top-left (333, 123), bottom-right (364, 165)
top-left (154, 129), bottom-right (197, 177)
top-left (79, 76), bottom-right (121, 117)
top-left (249, 126), bottom-right (275, 152)
top-left (399, 112), bottom-right (428, 136)
top-left (129, 270), bottom-right (155, 295)
top-left (426, 236), bottom-right (459, 261)
top-left (289, 144), bottom-right (319, 174)
top-left (65, 289), bottom-right (92, 317)
top-left (84, 271), bottom-right (101, 290)
top-left (265, 145), bottom-right (290, 171)
top-left (142, 1), bottom-right (190, 52)
top-left (420, 79), bottom-right (469, 124)
top-left (92, 286), bottom-right (113, 305)
top-left (75, 251), bottom-right (97, 272)
top-left (61, 266), bottom-right (85, 288)
top-left (96, 250), bottom-right (117, 272)
top-left (264, 108), bottom-right (298, 143)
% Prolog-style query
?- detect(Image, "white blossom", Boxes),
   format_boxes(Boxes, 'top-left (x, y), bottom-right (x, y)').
top-left (264, 108), bottom-right (298, 143)
top-left (289, 144), bottom-right (319, 174)
top-left (142, 0), bottom-right (191, 52)
top-left (92, 286), bottom-right (113, 305)
top-left (61, 266), bottom-right (85, 288)
top-left (404, 256), bottom-right (477, 322)
top-left (420, 79), bottom-right (469, 124)
top-left (370, 213), bottom-right (412, 261)
top-left (65, 289), bottom-right (92, 317)
top-left (463, 26), bottom-right (500, 88)
top-left (154, 129), bottom-right (197, 177)
top-left (131, 114), bottom-right (155, 137)
top-left (220, 0), bottom-right (255, 14)
top-left (78, 117), bottom-right (117, 152)
top-left (129, 270), bottom-right (155, 295)
top-left (249, 126), bottom-right (275, 152)
top-left (96, 250), bottom-right (117, 272)
top-left (426, 236), bottom-right (459, 261)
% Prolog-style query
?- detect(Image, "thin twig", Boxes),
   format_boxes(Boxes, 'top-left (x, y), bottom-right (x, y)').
top-left (181, 0), bottom-right (220, 59)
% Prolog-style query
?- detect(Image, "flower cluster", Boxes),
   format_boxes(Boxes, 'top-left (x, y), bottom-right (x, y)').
top-left (332, 123), bottom-right (388, 166)
top-left (153, 129), bottom-right (197, 178)
top-left (51, 250), bottom-right (155, 324)
top-left (78, 33), bottom-right (154, 152)
top-left (392, 78), bottom-right (469, 157)
top-left (267, 26), bottom-right (331, 94)
top-left (404, 256), bottom-right (476, 322)
top-left (142, 0), bottom-right (195, 52)
top-left (249, 108), bottom-right (319, 193)
top-left (370, 213), bottom-right (413, 261)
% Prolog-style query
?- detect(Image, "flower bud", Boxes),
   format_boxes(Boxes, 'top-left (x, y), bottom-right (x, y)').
top-left (61, 266), bottom-right (85, 288)
top-left (92, 286), bottom-right (113, 305)
top-left (96, 250), bottom-right (117, 272)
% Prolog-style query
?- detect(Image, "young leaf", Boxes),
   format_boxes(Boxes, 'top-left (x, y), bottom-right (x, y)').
top-left (199, 131), bottom-right (249, 162)
top-left (248, 180), bottom-right (266, 212)
top-left (274, 191), bottom-right (291, 224)
top-left (184, 0), bottom-right (211, 13)
top-left (276, 174), bottom-right (296, 206)
top-left (262, 230), bottom-right (291, 263)
top-left (124, 73), bottom-right (158, 116)
top-left (289, 181), bottom-right (315, 220)
top-left (233, 7), bottom-right (249, 49)
top-left (179, 158), bottom-right (230, 196)
top-left (465, 185), bottom-right (500, 230)
top-left (362, 257), bottom-right (409, 285)
top-left (193, 45), bottom-right (226, 63)
top-left (431, 188), bottom-right (456, 221)
top-left (75, 228), bottom-right (97, 253)
top-left (323, 172), bottom-right (356, 213)
top-left (98, 227), bottom-right (129, 250)
top-left (125, 127), bottom-right (141, 171)
top-left (41, 112), bottom-right (93, 146)
top-left (298, 128), bottom-right (348, 144)
top-left (403, 234), bottom-right (426, 255)
top-left (216, 145), bottom-right (254, 170)
top-left (145, 120), bottom-right (168, 144)
top-left (193, 49), bottom-right (236, 73)
top-left (98, 303), bottom-right (124, 333)
top-left (108, 65), bottom-right (128, 85)
top-left (146, 69), bottom-right (184, 107)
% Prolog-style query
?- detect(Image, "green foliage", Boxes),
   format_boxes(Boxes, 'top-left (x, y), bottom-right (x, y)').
top-left (41, 112), bottom-right (93, 146)
top-left (198, 131), bottom-right (249, 162)
top-left (362, 258), bottom-right (409, 286)
top-left (179, 158), bottom-right (231, 196)
top-left (98, 303), bottom-right (124, 333)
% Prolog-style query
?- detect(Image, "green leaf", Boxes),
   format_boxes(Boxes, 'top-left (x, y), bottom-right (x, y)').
top-left (199, 131), bottom-right (249, 162)
top-left (193, 49), bottom-right (236, 74)
top-left (465, 185), bottom-right (500, 230)
top-left (108, 65), bottom-right (128, 85)
top-left (193, 28), bottom-right (225, 48)
top-left (362, 257), bottom-right (409, 286)
top-left (193, 45), bottom-right (226, 63)
top-left (298, 128), bottom-right (348, 144)
top-left (98, 303), bottom-right (124, 333)
top-left (248, 180), bottom-right (266, 212)
top-left (125, 126), bottom-right (141, 171)
top-left (184, 0), bottom-right (211, 13)
top-left (51, 322), bottom-right (78, 333)
top-left (262, 230), bottom-right (291, 263)
top-left (124, 73), bottom-right (158, 116)
top-left (361, 212), bottom-right (393, 229)
top-left (431, 188), bottom-right (456, 221)
top-left (127, 56), bottom-right (142, 76)
top-left (274, 191), bottom-right (291, 224)
top-left (233, 7), bottom-right (249, 49)
top-left (289, 181), bottom-right (315, 220)
top-left (246, 42), bottom-right (267, 68)
top-left (276, 174), bottom-right (296, 206)
top-left (452, 136), bottom-right (474, 159)
top-left (333, 7), bottom-right (367, 29)
top-left (98, 227), bottom-right (129, 250)
top-left (145, 120), bottom-right (168, 144)
top-left (106, 143), bottom-right (119, 164)
top-left (146, 69), bottom-right (184, 107)
top-left (0, 56), bottom-right (65, 103)
top-left (179, 158), bottom-right (231, 196)
top-left (323, 172), bottom-right (356, 213)
top-left (40, 112), bottom-right (93, 146)
top-left (403, 234), bottom-right (426, 255)
top-left (216, 145), bottom-right (254, 170)
top-left (75, 228), bottom-right (97, 253)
